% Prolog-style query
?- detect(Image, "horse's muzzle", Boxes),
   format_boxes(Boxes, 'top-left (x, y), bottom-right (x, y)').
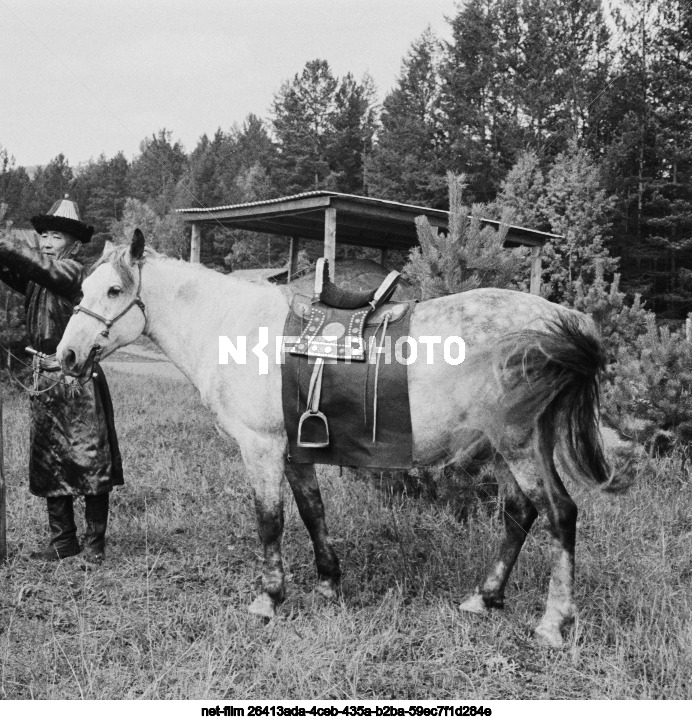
top-left (59, 345), bottom-right (99, 378)
top-left (59, 347), bottom-right (80, 377)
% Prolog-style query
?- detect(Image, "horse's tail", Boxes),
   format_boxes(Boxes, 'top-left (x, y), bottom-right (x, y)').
top-left (489, 314), bottom-right (628, 492)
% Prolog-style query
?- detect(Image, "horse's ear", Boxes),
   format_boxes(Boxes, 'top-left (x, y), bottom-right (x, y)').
top-left (130, 228), bottom-right (145, 261)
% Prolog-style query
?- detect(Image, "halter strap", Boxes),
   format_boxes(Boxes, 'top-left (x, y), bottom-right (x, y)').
top-left (73, 260), bottom-right (146, 339)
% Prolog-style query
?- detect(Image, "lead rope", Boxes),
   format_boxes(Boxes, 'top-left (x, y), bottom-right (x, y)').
top-left (1, 343), bottom-right (92, 395)
top-left (29, 351), bottom-right (62, 395)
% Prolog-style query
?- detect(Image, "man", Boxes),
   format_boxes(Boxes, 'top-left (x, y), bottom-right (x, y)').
top-left (0, 195), bottom-right (123, 563)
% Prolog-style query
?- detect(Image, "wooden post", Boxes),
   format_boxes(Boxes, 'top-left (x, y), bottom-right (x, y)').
top-left (380, 247), bottom-right (388, 268)
top-left (288, 236), bottom-right (300, 282)
top-left (190, 223), bottom-right (201, 264)
top-left (686, 314), bottom-right (692, 343)
top-left (0, 393), bottom-right (6, 563)
top-left (529, 245), bottom-right (542, 296)
top-left (324, 208), bottom-right (336, 281)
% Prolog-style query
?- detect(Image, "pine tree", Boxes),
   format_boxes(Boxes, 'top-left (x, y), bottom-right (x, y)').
top-left (435, 0), bottom-right (612, 203)
top-left (128, 129), bottom-right (187, 214)
top-left (493, 150), bottom-right (547, 230)
top-left (272, 59), bottom-right (339, 193)
top-left (326, 72), bottom-right (377, 194)
top-left (538, 140), bottom-right (618, 300)
top-left (0, 146), bottom-right (36, 222)
top-left (403, 172), bottom-right (522, 299)
top-left (72, 152), bottom-right (129, 235)
top-left (439, 0), bottom-right (507, 202)
top-left (177, 131), bottom-right (230, 209)
top-left (110, 198), bottom-right (187, 259)
top-left (272, 60), bottom-right (375, 195)
top-left (232, 114), bottom-right (278, 187)
top-left (602, 0), bottom-right (692, 316)
top-left (497, 143), bottom-right (617, 302)
top-left (180, 116), bottom-right (278, 208)
top-left (31, 154), bottom-right (74, 215)
top-left (367, 29), bottom-right (447, 206)
top-left (517, 0), bottom-right (611, 152)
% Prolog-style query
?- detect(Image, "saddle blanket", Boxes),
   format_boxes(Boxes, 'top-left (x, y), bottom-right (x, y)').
top-left (282, 298), bottom-right (415, 468)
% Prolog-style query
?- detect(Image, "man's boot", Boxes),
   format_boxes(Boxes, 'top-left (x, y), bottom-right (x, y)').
top-left (83, 494), bottom-right (109, 564)
top-left (31, 496), bottom-right (81, 561)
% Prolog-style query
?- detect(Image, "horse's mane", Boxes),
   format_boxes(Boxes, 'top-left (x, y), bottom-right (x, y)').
top-left (89, 243), bottom-right (259, 292)
top-left (88, 245), bottom-right (159, 291)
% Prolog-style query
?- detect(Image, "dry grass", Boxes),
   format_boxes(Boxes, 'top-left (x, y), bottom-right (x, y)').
top-left (0, 369), bottom-right (691, 699)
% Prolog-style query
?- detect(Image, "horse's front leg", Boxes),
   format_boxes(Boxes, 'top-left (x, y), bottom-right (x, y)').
top-left (239, 432), bottom-right (287, 620)
top-left (284, 461), bottom-right (341, 599)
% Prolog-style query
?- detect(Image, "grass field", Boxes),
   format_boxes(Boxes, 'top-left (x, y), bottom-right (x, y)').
top-left (0, 367), bottom-right (691, 699)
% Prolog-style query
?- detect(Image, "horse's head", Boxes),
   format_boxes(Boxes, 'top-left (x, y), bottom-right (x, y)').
top-left (58, 229), bottom-right (148, 376)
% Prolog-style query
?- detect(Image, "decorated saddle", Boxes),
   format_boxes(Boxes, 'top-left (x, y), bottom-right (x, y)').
top-left (282, 259), bottom-right (415, 469)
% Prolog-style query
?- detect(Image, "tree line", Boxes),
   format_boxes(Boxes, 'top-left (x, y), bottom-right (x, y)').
top-left (2, 0), bottom-right (692, 316)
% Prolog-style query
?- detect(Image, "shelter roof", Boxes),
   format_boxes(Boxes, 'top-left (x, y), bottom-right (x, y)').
top-left (176, 191), bottom-right (557, 250)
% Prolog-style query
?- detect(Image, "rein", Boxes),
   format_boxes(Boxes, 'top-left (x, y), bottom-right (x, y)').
top-left (73, 259), bottom-right (147, 341)
top-left (1, 343), bottom-right (95, 395)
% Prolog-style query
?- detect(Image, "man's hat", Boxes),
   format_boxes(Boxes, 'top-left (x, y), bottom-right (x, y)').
top-left (31, 195), bottom-right (94, 243)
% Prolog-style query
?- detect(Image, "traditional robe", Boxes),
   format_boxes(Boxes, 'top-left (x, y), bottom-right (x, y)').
top-left (0, 236), bottom-right (123, 497)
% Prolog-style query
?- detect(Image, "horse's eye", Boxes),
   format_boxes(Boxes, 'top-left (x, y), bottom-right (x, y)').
top-left (108, 286), bottom-right (122, 298)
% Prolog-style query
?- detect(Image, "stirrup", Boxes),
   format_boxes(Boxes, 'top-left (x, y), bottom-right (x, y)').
top-left (297, 409), bottom-right (330, 448)
top-left (297, 358), bottom-right (330, 448)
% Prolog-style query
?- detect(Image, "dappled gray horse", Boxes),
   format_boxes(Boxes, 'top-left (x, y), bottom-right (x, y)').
top-left (57, 230), bottom-right (622, 647)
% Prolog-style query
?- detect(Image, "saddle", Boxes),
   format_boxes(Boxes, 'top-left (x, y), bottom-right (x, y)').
top-left (288, 258), bottom-right (403, 448)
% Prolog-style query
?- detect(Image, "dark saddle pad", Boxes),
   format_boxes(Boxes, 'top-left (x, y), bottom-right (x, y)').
top-left (282, 297), bottom-right (415, 468)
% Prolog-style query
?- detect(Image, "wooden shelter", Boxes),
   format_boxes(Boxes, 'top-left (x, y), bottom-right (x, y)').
top-left (176, 191), bottom-right (558, 295)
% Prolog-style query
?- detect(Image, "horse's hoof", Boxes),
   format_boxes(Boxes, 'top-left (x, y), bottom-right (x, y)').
top-left (316, 578), bottom-right (339, 601)
top-left (459, 592), bottom-right (488, 615)
top-left (248, 593), bottom-right (276, 620)
top-left (534, 624), bottom-right (564, 648)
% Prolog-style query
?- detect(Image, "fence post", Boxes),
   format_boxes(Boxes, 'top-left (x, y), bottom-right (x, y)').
top-left (686, 313), bottom-right (692, 343)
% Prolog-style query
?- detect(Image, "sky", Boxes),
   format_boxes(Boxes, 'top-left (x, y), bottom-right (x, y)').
top-left (1, 0), bottom-right (457, 168)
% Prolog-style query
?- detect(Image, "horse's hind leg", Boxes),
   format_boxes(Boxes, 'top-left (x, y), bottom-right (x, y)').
top-left (460, 457), bottom-right (537, 613)
top-left (284, 461), bottom-right (341, 599)
top-left (504, 448), bottom-right (578, 648)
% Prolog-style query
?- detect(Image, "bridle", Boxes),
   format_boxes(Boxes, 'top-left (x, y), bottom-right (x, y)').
top-left (72, 259), bottom-right (147, 343)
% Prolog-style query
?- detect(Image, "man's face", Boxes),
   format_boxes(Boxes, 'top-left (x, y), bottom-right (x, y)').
top-left (40, 230), bottom-right (74, 257)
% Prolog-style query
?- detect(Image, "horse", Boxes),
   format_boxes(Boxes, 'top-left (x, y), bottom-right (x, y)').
top-left (57, 229), bottom-right (622, 648)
